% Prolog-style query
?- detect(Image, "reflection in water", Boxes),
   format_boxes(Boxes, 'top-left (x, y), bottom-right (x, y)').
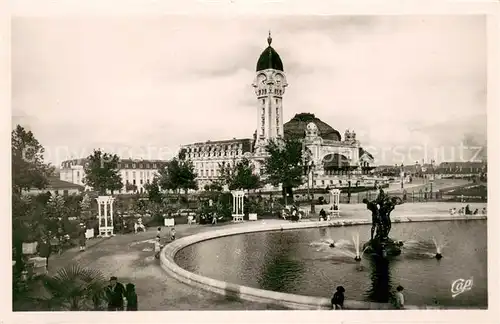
top-left (258, 232), bottom-right (305, 293)
top-left (366, 255), bottom-right (393, 303)
top-left (175, 221), bottom-right (487, 307)
top-left (319, 227), bottom-right (327, 238)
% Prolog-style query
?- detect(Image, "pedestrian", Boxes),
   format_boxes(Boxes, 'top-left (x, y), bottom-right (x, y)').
top-left (125, 283), bottom-right (138, 311)
top-left (78, 223), bottom-right (86, 252)
top-left (154, 236), bottom-right (163, 259)
top-left (106, 276), bottom-right (126, 311)
top-left (38, 237), bottom-right (51, 270)
top-left (393, 285), bottom-right (405, 309)
top-left (331, 286), bottom-right (345, 310)
top-left (156, 227), bottom-right (161, 237)
top-left (170, 227), bottom-right (176, 241)
top-left (319, 208), bottom-right (326, 221)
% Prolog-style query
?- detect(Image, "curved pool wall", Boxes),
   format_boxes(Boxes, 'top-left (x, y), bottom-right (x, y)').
top-left (160, 214), bottom-right (487, 310)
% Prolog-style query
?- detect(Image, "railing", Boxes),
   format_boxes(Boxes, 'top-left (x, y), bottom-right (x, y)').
top-left (338, 190), bottom-right (487, 204)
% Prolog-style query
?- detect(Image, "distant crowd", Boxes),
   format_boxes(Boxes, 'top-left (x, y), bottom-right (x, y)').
top-left (449, 204), bottom-right (486, 216)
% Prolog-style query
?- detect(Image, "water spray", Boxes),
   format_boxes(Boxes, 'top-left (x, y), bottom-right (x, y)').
top-left (352, 232), bottom-right (361, 261)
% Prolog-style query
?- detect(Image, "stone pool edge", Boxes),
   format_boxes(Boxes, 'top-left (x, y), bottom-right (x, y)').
top-left (160, 215), bottom-right (486, 310)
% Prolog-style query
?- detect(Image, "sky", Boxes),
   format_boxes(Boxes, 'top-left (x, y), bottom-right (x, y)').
top-left (11, 15), bottom-right (487, 167)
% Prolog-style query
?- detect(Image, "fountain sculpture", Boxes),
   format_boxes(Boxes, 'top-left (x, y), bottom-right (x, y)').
top-left (362, 188), bottom-right (403, 258)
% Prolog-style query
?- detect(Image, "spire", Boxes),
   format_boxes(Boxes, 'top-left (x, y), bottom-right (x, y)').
top-left (267, 30), bottom-right (272, 46)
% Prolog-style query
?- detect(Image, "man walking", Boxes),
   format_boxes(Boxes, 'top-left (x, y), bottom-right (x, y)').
top-left (38, 237), bottom-right (51, 271)
top-left (106, 276), bottom-right (126, 311)
top-left (78, 223), bottom-right (87, 252)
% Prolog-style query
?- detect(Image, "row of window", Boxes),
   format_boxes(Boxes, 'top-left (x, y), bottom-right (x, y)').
top-left (257, 88), bottom-right (283, 96)
top-left (62, 161), bottom-right (163, 170)
top-left (186, 143), bottom-right (243, 153)
top-left (199, 169), bottom-right (219, 177)
top-left (119, 162), bottom-right (160, 169)
top-left (123, 170), bottom-right (155, 179)
top-left (188, 150), bottom-right (244, 159)
top-left (125, 179), bottom-right (150, 186)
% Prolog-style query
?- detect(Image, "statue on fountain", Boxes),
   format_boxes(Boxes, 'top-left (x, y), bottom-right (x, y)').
top-left (362, 188), bottom-right (403, 258)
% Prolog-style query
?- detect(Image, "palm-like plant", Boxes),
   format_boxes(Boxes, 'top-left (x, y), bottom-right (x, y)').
top-left (39, 264), bottom-right (108, 311)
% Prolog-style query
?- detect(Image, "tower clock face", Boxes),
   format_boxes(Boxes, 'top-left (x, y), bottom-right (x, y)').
top-left (274, 73), bottom-right (283, 85)
top-left (257, 74), bottom-right (266, 86)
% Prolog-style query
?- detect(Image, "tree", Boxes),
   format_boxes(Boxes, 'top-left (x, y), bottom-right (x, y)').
top-left (178, 148), bottom-right (187, 161)
top-left (11, 125), bottom-right (54, 195)
top-left (157, 158), bottom-right (198, 195)
top-left (125, 182), bottom-right (137, 193)
top-left (144, 178), bottom-right (163, 204)
top-left (83, 149), bottom-right (123, 195)
top-left (220, 158), bottom-right (261, 191)
top-left (262, 138), bottom-right (307, 204)
top-left (208, 181), bottom-right (223, 192)
top-left (11, 125), bottom-right (53, 272)
top-left (80, 194), bottom-right (92, 220)
top-left (45, 194), bottom-right (67, 235)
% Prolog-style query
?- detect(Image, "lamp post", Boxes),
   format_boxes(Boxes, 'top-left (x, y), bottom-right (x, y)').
top-left (347, 158), bottom-right (353, 204)
top-left (430, 159), bottom-right (435, 197)
top-left (400, 163), bottom-right (404, 190)
top-left (308, 161), bottom-right (316, 214)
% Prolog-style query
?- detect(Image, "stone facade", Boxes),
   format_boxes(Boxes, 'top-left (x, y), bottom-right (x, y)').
top-left (181, 139), bottom-right (254, 189)
top-left (180, 33), bottom-right (376, 190)
top-left (59, 158), bottom-right (168, 194)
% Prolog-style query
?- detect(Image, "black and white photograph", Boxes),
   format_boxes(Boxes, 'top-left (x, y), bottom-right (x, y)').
top-left (7, 4), bottom-right (497, 320)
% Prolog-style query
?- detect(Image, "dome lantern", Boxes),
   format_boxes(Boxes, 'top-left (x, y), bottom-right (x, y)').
top-left (256, 31), bottom-right (284, 72)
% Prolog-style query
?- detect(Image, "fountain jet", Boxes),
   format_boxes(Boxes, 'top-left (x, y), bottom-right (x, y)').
top-left (352, 232), bottom-right (361, 261)
top-left (432, 236), bottom-right (446, 260)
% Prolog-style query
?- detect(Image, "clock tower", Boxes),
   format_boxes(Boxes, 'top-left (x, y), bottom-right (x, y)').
top-left (252, 32), bottom-right (288, 155)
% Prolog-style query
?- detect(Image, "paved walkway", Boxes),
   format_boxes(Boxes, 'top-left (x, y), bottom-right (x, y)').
top-left (46, 201), bottom-right (486, 311)
top-left (47, 224), bottom-right (288, 310)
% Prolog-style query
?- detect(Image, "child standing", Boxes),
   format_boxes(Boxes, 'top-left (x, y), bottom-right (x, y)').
top-left (170, 227), bottom-right (176, 241)
top-left (154, 236), bottom-right (163, 259)
top-left (394, 285), bottom-right (405, 309)
top-left (331, 286), bottom-right (345, 310)
top-left (125, 283), bottom-right (138, 311)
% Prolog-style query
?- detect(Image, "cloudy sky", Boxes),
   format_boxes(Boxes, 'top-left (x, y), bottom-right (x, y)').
top-left (12, 15), bottom-right (487, 166)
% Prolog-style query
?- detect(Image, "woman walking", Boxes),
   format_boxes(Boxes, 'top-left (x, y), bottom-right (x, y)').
top-left (125, 283), bottom-right (138, 311)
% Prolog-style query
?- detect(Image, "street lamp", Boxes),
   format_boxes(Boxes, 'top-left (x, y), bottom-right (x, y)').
top-left (347, 158), bottom-right (353, 204)
top-left (304, 160), bottom-right (316, 214)
top-left (400, 163), bottom-right (405, 190)
top-left (302, 150), bottom-right (316, 214)
top-left (430, 159), bottom-right (435, 196)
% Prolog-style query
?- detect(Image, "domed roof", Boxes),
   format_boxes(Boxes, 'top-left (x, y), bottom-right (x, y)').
top-left (284, 113), bottom-right (342, 141)
top-left (256, 32), bottom-right (284, 72)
